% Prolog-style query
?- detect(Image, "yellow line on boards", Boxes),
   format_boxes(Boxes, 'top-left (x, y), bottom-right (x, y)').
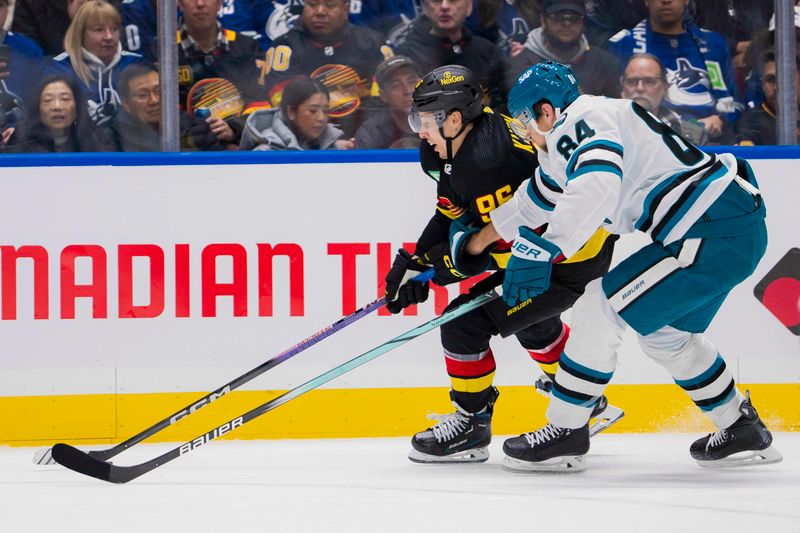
top-left (1, 384), bottom-right (797, 446)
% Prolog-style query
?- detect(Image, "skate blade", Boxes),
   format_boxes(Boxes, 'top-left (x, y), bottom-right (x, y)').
top-left (501, 454), bottom-right (587, 473)
top-left (32, 447), bottom-right (57, 465)
top-left (589, 404), bottom-right (625, 437)
top-left (696, 445), bottom-right (784, 469)
top-left (408, 447), bottom-right (489, 464)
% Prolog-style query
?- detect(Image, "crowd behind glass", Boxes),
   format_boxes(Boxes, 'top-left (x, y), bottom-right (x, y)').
top-left (0, 0), bottom-right (794, 153)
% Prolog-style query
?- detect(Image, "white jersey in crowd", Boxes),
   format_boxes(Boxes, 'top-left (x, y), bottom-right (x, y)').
top-left (491, 94), bottom-right (740, 258)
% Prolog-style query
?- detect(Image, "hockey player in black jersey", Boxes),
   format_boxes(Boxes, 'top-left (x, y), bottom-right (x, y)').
top-left (384, 65), bottom-right (623, 464)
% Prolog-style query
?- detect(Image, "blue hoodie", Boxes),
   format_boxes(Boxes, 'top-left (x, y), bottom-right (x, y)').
top-left (44, 44), bottom-right (143, 126)
top-left (1, 30), bottom-right (43, 108)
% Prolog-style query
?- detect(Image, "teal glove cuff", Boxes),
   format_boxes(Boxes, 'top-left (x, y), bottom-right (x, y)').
top-left (449, 216), bottom-right (493, 277)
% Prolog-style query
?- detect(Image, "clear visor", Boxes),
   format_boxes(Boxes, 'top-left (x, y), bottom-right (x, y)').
top-left (513, 107), bottom-right (534, 126)
top-left (408, 109), bottom-right (447, 133)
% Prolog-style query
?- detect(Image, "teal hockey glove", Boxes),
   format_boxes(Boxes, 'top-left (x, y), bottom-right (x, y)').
top-left (449, 216), bottom-right (494, 277)
top-left (502, 227), bottom-right (564, 306)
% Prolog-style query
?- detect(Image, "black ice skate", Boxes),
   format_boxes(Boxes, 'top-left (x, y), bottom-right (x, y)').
top-left (535, 375), bottom-right (624, 437)
top-left (502, 423), bottom-right (590, 472)
top-left (690, 391), bottom-right (783, 468)
top-left (408, 388), bottom-right (498, 464)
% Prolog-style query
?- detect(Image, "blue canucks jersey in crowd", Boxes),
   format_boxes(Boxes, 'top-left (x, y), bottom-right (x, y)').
top-left (0, 30), bottom-right (43, 107)
top-left (608, 19), bottom-right (743, 125)
top-left (121, 0), bottom-right (157, 54)
top-left (349, 0), bottom-right (416, 34)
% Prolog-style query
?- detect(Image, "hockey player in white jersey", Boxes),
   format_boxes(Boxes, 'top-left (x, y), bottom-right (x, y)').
top-left (453, 61), bottom-right (782, 471)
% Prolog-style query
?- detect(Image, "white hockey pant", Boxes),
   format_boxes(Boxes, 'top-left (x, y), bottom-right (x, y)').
top-left (546, 280), bottom-right (743, 430)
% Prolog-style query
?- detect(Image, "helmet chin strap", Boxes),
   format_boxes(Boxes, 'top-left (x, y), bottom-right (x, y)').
top-left (440, 122), bottom-right (469, 162)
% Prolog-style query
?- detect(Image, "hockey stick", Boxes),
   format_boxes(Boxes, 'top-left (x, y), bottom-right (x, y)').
top-left (52, 288), bottom-right (501, 483)
top-left (35, 269), bottom-right (435, 465)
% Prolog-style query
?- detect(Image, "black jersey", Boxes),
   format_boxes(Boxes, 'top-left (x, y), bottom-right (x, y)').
top-left (415, 110), bottom-right (538, 268)
top-left (261, 24), bottom-right (389, 136)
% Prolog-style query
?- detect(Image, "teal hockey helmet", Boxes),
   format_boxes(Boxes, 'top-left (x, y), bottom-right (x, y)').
top-left (507, 61), bottom-right (580, 126)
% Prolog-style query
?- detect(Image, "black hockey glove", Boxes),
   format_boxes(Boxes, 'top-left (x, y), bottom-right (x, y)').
top-left (421, 242), bottom-right (468, 286)
top-left (385, 249), bottom-right (430, 314)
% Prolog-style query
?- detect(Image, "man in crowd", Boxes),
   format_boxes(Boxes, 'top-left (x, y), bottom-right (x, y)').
top-left (506, 0), bottom-right (621, 98)
top-left (608, 0), bottom-right (742, 143)
top-left (621, 53), bottom-right (685, 136)
top-left (109, 63), bottom-right (222, 151)
top-left (0, 0), bottom-right (43, 144)
top-left (261, 0), bottom-right (388, 137)
top-left (355, 55), bottom-right (420, 149)
top-left (392, 0), bottom-right (504, 108)
top-left (736, 50), bottom-right (800, 146)
top-left (163, 0), bottom-right (268, 147)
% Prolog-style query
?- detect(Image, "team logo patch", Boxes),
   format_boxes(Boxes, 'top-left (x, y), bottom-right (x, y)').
top-left (186, 77), bottom-right (244, 119)
top-left (310, 64), bottom-right (370, 118)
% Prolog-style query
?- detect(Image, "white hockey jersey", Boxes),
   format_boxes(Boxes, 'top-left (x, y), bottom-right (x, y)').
top-left (491, 94), bottom-right (739, 258)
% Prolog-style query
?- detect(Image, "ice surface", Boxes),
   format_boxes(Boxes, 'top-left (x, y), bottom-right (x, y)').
top-left (1, 434), bottom-right (799, 532)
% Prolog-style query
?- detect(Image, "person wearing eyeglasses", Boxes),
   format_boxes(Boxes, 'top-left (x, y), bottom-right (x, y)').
top-left (504, 0), bottom-right (621, 98)
top-left (607, 0), bottom-right (742, 144)
top-left (108, 62), bottom-right (223, 151)
top-left (735, 49), bottom-right (800, 146)
top-left (621, 53), bottom-right (683, 134)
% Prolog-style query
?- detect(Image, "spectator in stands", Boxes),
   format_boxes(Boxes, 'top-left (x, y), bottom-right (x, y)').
top-left (608, 0), bottom-right (742, 143)
top-left (736, 50), bottom-right (800, 146)
top-left (621, 53), bottom-right (684, 134)
top-left (349, 0), bottom-right (416, 35)
top-left (261, 0), bottom-right (388, 137)
top-left (355, 55), bottom-right (420, 149)
top-left (240, 76), bottom-right (353, 150)
top-left (392, 0), bottom-right (504, 108)
top-left (688, 0), bottom-right (773, 55)
top-left (584, 0), bottom-right (648, 47)
top-left (44, 0), bottom-right (142, 127)
top-left (108, 63), bottom-right (223, 151)
top-left (4, 74), bottom-right (111, 152)
top-left (505, 0), bottom-right (621, 97)
top-left (12, 0), bottom-right (122, 56)
top-left (743, 7), bottom-right (800, 110)
top-left (466, 0), bottom-right (542, 56)
top-left (166, 0), bottom-right (268, 148)
top-left (120, 0), bottom-right (157, 54)
top-left (0, 0), bottom-right (43, 144)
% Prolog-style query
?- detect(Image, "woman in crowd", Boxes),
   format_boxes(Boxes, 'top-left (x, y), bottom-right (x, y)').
top-left (4, 74), bottom-right (111, 152)
top-left (240, 77), bottom-right (354, 151)
top-left (44, 0), bottom-right (142, 126)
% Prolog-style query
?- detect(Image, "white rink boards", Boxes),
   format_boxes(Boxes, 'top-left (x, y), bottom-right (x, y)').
top-left (0, 148), bottom-right (797, 443)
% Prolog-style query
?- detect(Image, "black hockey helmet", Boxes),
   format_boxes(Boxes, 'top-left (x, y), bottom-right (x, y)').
top-left (408, 65), bottom-right (484, 133)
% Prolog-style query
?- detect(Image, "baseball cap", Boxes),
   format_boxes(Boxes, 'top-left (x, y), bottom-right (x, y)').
top-left (543, 0), bottom-right (586, 16)
top-left (375, 56), bottom-right (419, 88)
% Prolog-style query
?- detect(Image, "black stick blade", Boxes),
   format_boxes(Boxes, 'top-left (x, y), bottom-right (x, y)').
top-left (52, 443), bottom-right (114, 483)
